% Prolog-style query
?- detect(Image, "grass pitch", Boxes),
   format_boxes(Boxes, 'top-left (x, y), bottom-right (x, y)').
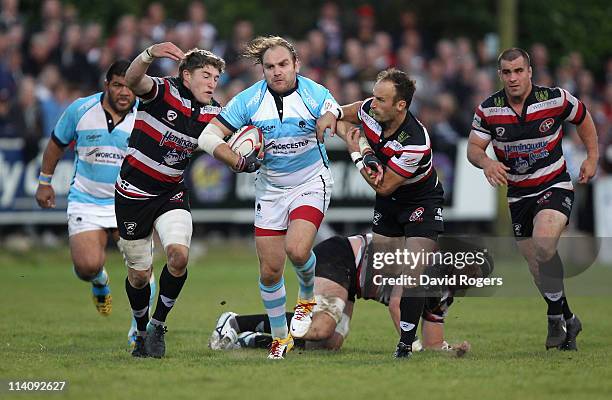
top-left (1, 242), bottom-right (611, 400)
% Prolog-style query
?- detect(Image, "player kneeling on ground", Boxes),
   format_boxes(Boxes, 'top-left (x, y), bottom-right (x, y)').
top-left (210, 234), bottom-right (491, 357)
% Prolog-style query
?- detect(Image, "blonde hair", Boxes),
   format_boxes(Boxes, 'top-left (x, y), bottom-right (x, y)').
top-left (242, 36), bottom-right (298, 65)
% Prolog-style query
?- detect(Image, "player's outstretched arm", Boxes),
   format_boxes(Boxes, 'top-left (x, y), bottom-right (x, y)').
top-left (575, 110), bottom-right (599, 183)
top-left (35, 139), bottom-right (65, 209)
top-left (467, 132), bottom-right (509, 187)
top-left (126, 42), bottom-right (185, 96)
top-left (340, 101), bottom-right (363, 124)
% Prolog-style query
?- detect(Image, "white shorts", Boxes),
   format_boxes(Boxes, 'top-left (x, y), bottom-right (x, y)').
top-left (254, 168), bottom-right (333, 234)
top-left (67, 203), bottom-right (117, 237)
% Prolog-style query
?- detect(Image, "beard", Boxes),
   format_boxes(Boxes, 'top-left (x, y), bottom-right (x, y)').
top-left (107, 93), bottom-right (134, 114)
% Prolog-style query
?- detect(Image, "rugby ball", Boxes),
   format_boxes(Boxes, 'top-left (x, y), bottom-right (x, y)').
top-left (227, 125), bottom-right (263, 156)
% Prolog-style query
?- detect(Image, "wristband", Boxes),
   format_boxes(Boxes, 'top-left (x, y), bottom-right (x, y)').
top-left (39, 172), bottom-right (52, 186)
top-left (140, 46), bottom-right (154, 63)
top-left (359, 136), bottom-right (372, 155)
top-left (355, 161), bottom-right (365, 171)
top-left (350, 151), bottom-right (362, 163)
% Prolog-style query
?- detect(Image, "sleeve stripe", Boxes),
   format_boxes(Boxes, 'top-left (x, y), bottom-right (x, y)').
top-left (216, 115), bottom-right (237, 133)
top-left (140, 83), bottom-right (159, 103)
top-left (471, 129), bottom-right (492, 141)
top-left (51, 132), bottom-right (70, 148)
top-left (571, 102), bottom-right (587, 125)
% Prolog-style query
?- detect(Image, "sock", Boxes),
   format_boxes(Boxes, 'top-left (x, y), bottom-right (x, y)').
top-left (259, 277), bottom-right (288, 339)
top-left (90, 267), bottom-right (109, 287)
top-left (125, 278), bottom-right (151, 335)
top-left (235, 313), bottom-right (294, 333)
top-left (537, 252), bottom-right (564, 316)
top-left (399, 294), bottom-right (425, 347)
top-left (151, 265), bottom-right (188, 324)
top-left (562, 297), bottom-right (574, 320)
top-left (293, 251), bottom-right (316, 300)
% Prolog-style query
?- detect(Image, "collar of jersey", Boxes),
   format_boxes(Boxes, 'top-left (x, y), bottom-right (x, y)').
top-left (267, 78), bottom-right (298, 98)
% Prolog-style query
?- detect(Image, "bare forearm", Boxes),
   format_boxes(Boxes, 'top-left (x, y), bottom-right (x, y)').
top-left (125, 54), bottom-right (154, 95)
top-left (340, 102), bottom-right (362, 124)
top-left (467, 144), bottom-right (491, 169)
top-left (40, 140), bottom-right (65, 175)
top-left (212, 143), bottom-right (242, 169)
top-left (576, 111), bottom-right (599, 159)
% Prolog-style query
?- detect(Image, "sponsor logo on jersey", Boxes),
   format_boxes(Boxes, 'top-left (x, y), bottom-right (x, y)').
top-left (562, 196), bottom-right (572, 210)
top-left (513, 158), bottom-right (530, 174)
top-left (169, 191), bottom-right (184, 202)
top-left (535, 90), bottom-right (549, 102)
top-left (124, 222), bottom-right (137, 235)
top-left (539, 118), bottom-right (555, 133)
top-left (268, 139), bottom-right (309, 151)
top-left (409, 207), bottom-right (425, 222)
top-left (397, 130), bottom-right (411, 142)
top-left (160, 131), bottom-right (197, 150)
top-left (167, 110), bottom-right (178, 121)
top-left (260, 125), bottom-right (275, 132)
top-left (163, 148), bottom-right (191, 166)
top-left (503, 141), bottom-right (548, 157)
top-left (494, 96), bottom-right (505, 107)
top-left (86, 134), bottom-right (102, 141)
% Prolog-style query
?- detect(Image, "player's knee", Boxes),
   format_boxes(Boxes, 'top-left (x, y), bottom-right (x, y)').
top-left (308, 313), bottom-right (336, 340)
top-left (166, 245), bottom-right (189, 274)
top-left (285, 243), bottom-right (310, 266)
top-left (73, 264), bottom-right (102, 281)
top-left (128, 268), bottom-right (151, 288)
top-left (533, 242), bottom-right (556, 264)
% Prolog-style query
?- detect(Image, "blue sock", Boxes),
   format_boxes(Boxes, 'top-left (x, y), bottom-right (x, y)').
top-left (259, 277), bottom-right (288, 339)
top-left (293, 252), bottom-right (316, 300)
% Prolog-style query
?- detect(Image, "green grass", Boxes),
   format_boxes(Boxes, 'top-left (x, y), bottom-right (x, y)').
top-left (1, 244), bottom-right (611, 400)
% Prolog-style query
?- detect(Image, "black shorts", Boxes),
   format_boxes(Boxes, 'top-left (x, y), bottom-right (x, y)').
top-left (313, 236), bottom-right (358, 302)
top-left (423, 296), bottom-right (454, 323)
top-left (115, 186), bottom-right (191, 240)
top-left (372, 196), bottom-right (444, 238)
top-left (509, 188), bottom-right (573, 238)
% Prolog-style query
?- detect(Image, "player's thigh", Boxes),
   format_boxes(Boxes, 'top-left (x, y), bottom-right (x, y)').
top-left (256, 235), bottom-right (287, 282)
top-left (69, 229), bottom-right (108, 270)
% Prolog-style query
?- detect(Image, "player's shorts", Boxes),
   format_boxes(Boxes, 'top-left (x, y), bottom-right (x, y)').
top-left (509, 188), bottom-right (574, 238)
top-left (115, 185), bottom-right (191, 241)
top-left (67, 203), bottom-right (117, 236)
top-left (423, 294), bottom-right (454, 324)
top-left (313, 236), bottom-right (358, 302)
top-left (254, 168), bottom-right (333, 235)
top-left (372, 196), bottom-right (444, 239)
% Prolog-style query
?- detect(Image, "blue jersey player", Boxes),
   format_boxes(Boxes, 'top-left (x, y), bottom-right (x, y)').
top-left (199, 36), bottom-right (342, 359)
top-left (36, 61), bottom-right (139, 318)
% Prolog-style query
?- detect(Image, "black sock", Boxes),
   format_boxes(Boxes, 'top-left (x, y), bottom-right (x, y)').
top-left (562, 297), bottom-right (574, 320)
top-left (399, 295), bottom-right (425, 346)
top-left (151, 265), bottom-right (188, 324)
top-left (236, 313), bottom-right (294, 333)
top-left (125, 278), bottom-right (151, 334)
top-left (537, 252), bottom-right (565, 316)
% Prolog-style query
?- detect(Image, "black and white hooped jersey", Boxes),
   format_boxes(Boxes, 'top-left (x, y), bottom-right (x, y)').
top-left (359, 98), bottom-right (443, 203)
top-left (471, 85), bottom-right (586, 203)
top-left (116, 76), bottom-right (221, 199)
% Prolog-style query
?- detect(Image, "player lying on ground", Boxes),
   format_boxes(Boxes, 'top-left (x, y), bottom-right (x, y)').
top-left (210, 234), bottom-right (491, 357)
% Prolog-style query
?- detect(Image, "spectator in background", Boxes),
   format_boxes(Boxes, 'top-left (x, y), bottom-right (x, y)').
top-left (13, 76), bottom-right (43, 162)
top-left (316, 2), bottom-right (343, 60)
top-left (180, 1), bottom-right (217, 51)
top-left (220, 20), bottom-right (254, 83)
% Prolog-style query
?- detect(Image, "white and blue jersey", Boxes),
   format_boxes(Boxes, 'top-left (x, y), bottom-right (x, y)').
top-left (51, 92), bottom-right (136, 217)
top-left (217, 75), bottom-right (339, 188)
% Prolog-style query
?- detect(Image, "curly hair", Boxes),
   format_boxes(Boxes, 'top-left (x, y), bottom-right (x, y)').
top-left (242, 36), bottom-right (298, 65)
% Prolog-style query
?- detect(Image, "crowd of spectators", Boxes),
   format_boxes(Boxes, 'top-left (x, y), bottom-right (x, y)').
top-left (1, 0), bottom-right (611, 177)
